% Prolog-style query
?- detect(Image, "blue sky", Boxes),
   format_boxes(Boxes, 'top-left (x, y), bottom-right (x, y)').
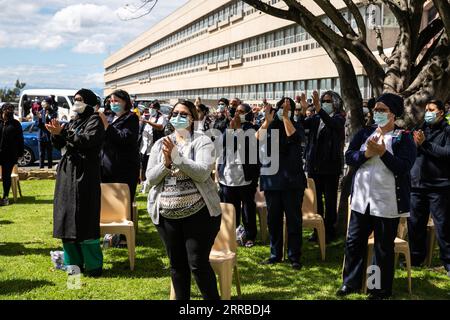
top-left (0, 0), bottom-right (188, 96)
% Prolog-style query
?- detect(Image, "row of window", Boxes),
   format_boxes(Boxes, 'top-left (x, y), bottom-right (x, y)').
top-left (106, 22), bottom-right (319, 87)
top-left (137, 76), bottom-right (370, 103)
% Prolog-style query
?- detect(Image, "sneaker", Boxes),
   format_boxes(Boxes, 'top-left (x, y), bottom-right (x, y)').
top-left (244, 240), bottom-right (254, 248)
top-left (236, 225), bottom-right (246, 246)
top-left (291, 261), bottom-right (302, 270)
top-left (0, 198), bottom-right (9, 206)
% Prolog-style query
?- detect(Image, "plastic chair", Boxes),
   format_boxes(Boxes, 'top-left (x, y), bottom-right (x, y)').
top-left (255, 187), bottom-right (268, 244)
top-left (170, 203), bottom-right (242, 300)
top-left (0, 165), bottom-right (22, 202)
top-left (99, 183), bottom-right (135, 271)
top-left (283, 178), bottom-right (326, 261)
top-left (425, 216), bottom-right (437, 267)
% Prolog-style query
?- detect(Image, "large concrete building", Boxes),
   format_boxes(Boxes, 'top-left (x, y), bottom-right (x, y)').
top-left (103, 0), bottom-right (427, 106)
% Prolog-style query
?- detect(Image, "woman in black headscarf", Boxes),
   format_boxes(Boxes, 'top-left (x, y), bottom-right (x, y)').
top-left (256, 97), bottom-right (307, 270)
top-left (0, 103), bottom-right (24, 206)
top-left (46, 88), bottom-right (105, 276)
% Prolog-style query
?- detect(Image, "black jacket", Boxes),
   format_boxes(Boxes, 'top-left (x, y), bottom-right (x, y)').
top-left (411, 119), bottom-right (450, 189)
top-left (51, 108), bottom-right (105, 241)
top-left (0, 118), bottom-right (24, 164)
top-left (100, 112), bottom-right (140, 186)
top-left (35, 109), bottom-right (57, 142)
top-left (217, 122), bottom-right (261, 184)
top-left (302, 109), bottom-right (345, 175)
top-left (260, 120), bottom-right (307, 191)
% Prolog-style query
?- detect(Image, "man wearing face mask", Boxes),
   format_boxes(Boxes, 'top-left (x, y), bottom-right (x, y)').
top-left (217, 103), bottom-right (260, 248)
top-left (408, 99), bottom-right (450, 277)
top-left (46, 88), bottom-right (105, 276)
top-left (212, 98), bottom-right (229, 134)
top-left (36, 97), bottom-right (57, 169)
top-left (0, 104), bottom-right (24, 206)
top-left (338, 93), bottom-right (416, 299)
top-left (300, 90), bottom-right (345, 243)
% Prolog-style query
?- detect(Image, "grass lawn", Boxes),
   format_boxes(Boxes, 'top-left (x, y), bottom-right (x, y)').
top-left (0, 180), bottom-right (449, 300)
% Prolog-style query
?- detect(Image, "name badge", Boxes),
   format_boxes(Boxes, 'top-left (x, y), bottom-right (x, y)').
top-left (165, 177), bottom-right (177, 186)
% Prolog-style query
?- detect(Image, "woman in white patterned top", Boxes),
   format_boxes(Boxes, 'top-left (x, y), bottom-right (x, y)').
top-left (146, 100), bottom-right (221, 300)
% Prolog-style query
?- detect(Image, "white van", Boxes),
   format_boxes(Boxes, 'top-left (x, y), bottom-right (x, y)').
top-left (19, 89), bottom-right (101, 122)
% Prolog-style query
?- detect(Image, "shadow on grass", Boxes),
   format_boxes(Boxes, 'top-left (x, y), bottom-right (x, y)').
top-left (14, 196), bottom-right (54, 205)
top-left (0, 242), bottom-right (58, 256)
top-left (0, 220), bottom-right (13, 225)
top-left (0, 279), bottom-right (55, 295)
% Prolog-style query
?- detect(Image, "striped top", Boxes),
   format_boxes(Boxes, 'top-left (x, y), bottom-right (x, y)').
top-left (159, 167), bottom-right (206, 219)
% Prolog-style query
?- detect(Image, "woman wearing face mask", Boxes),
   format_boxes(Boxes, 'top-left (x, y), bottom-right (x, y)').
top-left (46, 89), bottom-right (105, 276)
top-left (146, 100), bottom-right (221, 300)
top-left (0, 104), bottom-right (24, 206)
top-left (217, 103), bottom-right (260, 248)
top-left (98, 89), bottom-right (140, 204)
top-left (408, 99), bottom-right (450, 277)
top-left (299, 90), bottom-right (345, 243)
top-left (256, 97), bottom-right (307, 270)
top-left (339, 93), bottom-right (416, 299)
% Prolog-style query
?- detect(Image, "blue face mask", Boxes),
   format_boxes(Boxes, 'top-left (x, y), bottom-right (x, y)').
top-left (111, 103), bottom-right (123, 114)
top-left (373, 112), bottom-right (389, 127)
top-left (277, 109), bottom-right (291, 120)
top-left (321, 102), bottom-right (333, 114)
top-left (424, 111), bottom-right (437, 124)
top-left (170, 115), bottom-right (190, 130)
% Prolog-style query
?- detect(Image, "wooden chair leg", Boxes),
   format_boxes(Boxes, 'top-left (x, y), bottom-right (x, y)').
top-left (403, 250), bottom-right (412, 295)
top-left (125, 228), bottom-right (135, 271)
top-left (170, 281), bottom-right (176, 300)
top-left (258, 207), bottom-right (268, 244)
top-left (317, 223), bottom-right (326, 261)
top-left (12, 180), bottom-right (18, 202)
top-left (17, 180), bottom-right (22, 197)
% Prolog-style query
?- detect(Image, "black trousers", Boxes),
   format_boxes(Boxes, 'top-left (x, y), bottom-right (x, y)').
top-left (408, 188), bottom-right (450, 271)
top-left (310, 173), bottom-right (340, 236)
top-left (1, 161), bottom-right (14, 198)
top-left (140, 153), bottom-right (149, 182)
top-left (219, 183), bottom-right (257, 241)
top-left (39, 140), bottom-right (53, 168)
top-left (343, 209), bottom-right (399, 294)
top-left (156, 206), bottom-right (221, 300)
top-left (265, 189), bottom-right (304, 263)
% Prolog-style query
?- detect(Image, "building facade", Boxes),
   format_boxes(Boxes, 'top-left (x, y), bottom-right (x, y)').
top-left (104, 0), bottom-right (404, 106)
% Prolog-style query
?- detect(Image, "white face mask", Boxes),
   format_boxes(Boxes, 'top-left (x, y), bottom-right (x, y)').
top-left (72, 101), bottom-right (87, 114)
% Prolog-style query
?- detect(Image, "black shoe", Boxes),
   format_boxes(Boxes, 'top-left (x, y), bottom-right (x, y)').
top-left (260, 258), bottom-right (281, 265)
top-left (0, 198), bottom-right (9, 206)
top-left (291, 261), bottom-right (302, 270)
top-left (336, 285), bottom-right (359, 297)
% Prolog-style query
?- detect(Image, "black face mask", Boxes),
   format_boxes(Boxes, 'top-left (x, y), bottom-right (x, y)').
top-left (229, 107), bottom-right (236, 118)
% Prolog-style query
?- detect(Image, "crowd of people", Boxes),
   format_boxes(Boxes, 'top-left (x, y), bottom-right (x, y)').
top-left (1, 86), bottom-right (450, 300)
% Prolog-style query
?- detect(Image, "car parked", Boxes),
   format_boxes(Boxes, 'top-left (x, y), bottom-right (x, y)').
top-left (18, 122), bottom-right (63, 167)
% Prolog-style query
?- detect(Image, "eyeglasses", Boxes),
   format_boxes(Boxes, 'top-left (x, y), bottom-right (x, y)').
top-left (172, 112), bottom-right (190, 118)
top-left (322, 99), bottom-right (333, 103)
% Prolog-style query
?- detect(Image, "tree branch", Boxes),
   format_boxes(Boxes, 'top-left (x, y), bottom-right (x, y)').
top-left (413, 18), bottom-right (444, 61)
top-left (241, 0), bottom-right (292, 21)
top-left (342, 0), bottom-right (366, 40)
top-left (375, 26), bottom-right (391, 64)
top-left (313, 0), bottom-right (358, 40)
top-left (433, 0), bottom-right (450, 36)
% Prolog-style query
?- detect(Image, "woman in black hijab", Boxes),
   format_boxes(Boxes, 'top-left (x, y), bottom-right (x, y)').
top-left (46, 88), bottom-right (105, 276)
top-left (256, 97), bottom-right (307, 269)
